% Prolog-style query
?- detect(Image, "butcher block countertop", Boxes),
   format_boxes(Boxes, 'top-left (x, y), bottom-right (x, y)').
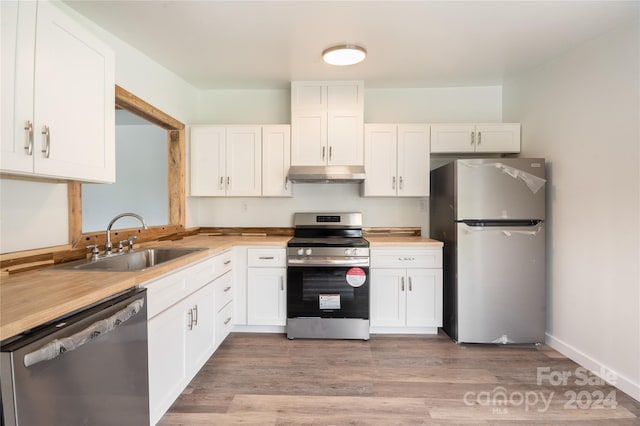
top-left (1, 234), bottom-right (441, 341)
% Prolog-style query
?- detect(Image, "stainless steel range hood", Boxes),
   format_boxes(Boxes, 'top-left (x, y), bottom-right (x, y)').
top-left (287, 165), bottom-right (366, 183)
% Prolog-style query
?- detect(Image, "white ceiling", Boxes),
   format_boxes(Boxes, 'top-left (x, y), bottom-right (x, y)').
top-left (65, 1), bottom-right (639, 90)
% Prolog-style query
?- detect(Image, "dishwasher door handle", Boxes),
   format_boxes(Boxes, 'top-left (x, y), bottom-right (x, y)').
top-left (23, 298), bottom-right (145, 368)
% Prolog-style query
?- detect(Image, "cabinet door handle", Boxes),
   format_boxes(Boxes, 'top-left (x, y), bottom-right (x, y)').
top-left (219, 176), bottom-right (224, 189)
top-left (392, 176), bottom-right (396, 190)
top-left (24, 121), bottom-right (33, 155)
top-left (477, 131), bottom-right (482, 145)
top-left (193, 304), bottom-right (198, 326)
top-left (41, 125), bottom-right (51, 158)
top-left (280, 276), bottom-right (284, 291)
top-left (224, 317), bottom-right (232, 325)
top-left (227, 176), bottom-right (231, 189)
top-left (401, 276), bottom-right (405, 291)
top-left (399, 176), bottom-right (403, 190)
top-left (408, 276), bottom-right (413, 292)
top-left (470, 131), bottom-right (475, 145)
top-left (329, 146), bottom-right (332, 161)
top-left (285, 176), bottom-right (289, 190)
top-left (224, 286), bottom-right (231, 292)
top-left (188, 308), bottom-right (194, 330)
top-left (322, 146), bottom-right (326, 160)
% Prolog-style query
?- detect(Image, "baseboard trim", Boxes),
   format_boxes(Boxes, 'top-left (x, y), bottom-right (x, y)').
top-left (545, 332), bottom-right (640, 402)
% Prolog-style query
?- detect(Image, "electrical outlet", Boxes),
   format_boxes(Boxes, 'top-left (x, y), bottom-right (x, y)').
top-left (241, 201), bottom-right (248, 212)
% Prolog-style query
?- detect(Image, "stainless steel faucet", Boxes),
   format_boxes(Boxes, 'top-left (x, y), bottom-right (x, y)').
top-left (105, 213), bottom-right (148, 255)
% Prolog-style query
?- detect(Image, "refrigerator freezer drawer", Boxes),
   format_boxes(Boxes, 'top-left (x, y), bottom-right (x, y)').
top-left (456, 222), bottom-right (545, 344)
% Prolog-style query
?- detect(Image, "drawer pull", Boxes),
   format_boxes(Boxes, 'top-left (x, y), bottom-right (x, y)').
top-left (258, 256), bottom-right (275, 260)
top-left (223, 260), bottom-right (231, 265)
top-left (224, 317), bottom-right (232, 325)
top-left (223, 286), bottom-right (231, 292)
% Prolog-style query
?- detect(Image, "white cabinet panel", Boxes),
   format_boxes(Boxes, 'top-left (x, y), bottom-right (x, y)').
top-left (291, 81), bottom-right (364, 167)
top-left (262, 125), bottom-right (291, 197)
top-left (190, 126), bottom-right (226, 196)
top-left (370, 269), bottom-right (405, 327)
top-left (364, 124), bottom-right (429, 197)
top-left (1, 1), bottom-right (114, 182)
top-left (225, 126), bottom-right (262, 196)
top-left (431, 123), bottom-right (520, 154)
top-left (247, 267), bottom-right (286, 326)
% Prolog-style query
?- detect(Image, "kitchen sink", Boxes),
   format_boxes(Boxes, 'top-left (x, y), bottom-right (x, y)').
top-left (57, 247), bottom-right (207, 272)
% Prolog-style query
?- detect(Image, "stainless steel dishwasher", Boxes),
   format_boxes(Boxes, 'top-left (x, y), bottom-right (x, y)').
top-left (0, 288), bottom-right (149, 426)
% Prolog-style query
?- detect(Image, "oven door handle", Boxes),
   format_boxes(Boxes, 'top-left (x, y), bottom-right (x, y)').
top-left (287, 258), bottom-right (370, 267)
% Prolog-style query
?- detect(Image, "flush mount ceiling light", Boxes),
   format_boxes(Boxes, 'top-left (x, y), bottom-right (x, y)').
top-left (322, 44), bottom-right (367, 66)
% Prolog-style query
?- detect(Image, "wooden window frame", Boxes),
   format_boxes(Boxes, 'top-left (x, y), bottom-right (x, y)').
top-left (68, 85), bottom-right (186, 248)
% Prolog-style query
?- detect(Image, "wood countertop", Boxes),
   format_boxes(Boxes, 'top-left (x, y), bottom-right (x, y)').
top-left (0, 234), bottom-right (440, 341)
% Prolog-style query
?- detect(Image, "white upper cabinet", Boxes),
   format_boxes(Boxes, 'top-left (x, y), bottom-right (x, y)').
top-left (262, 125), bottom-right (292, 197)
top-left (291, 81), bottom-right (364, 166)
top-left (430, 123), bottom-right (521, 154)
top-left (1, 1), bottom-right (115, 182)
top-left (190, 125), bottom-right (262, 197)
top-left (364, 124), bottom-right (430, 197)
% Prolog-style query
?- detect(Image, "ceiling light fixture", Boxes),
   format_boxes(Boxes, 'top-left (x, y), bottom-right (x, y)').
top-left (322, 44), bottom-right (367, 66)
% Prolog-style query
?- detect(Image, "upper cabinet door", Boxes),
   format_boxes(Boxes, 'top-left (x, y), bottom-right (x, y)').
top-left (291, 81), bottom-right (364, 166)
top-left (474, 124), bottom-right (521, 153)
top-left (397, 124), bottom-right (430, 197)
top-left (1, 0), bottom-right (37, 174)
top-left (430, 124), bottom-right (476, 153)
top-left (190, 126), bottom-right (226, 196)
top-left (431, 123), bottom-right (521, 154)
top-left (225, 126), bottom-right (262, 196)
top-left (327, 109), bottom-right (363, 165)
top-left (291, 111), bottom-right (326, 166)
top-left (32, 1), bottom-right (115, 182)
top-left (363, 124), bottom-right (397, 197)
top-left (262, 125), bottom-right (292, 197)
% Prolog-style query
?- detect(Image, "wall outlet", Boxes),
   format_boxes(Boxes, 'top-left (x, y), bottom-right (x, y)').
top-left (241, 201), bottom-right (248, 212)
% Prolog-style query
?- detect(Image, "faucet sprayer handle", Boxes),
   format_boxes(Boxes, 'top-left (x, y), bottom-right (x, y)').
top-left (127, 235), bottom-right (138, 251)
top-left (117, 240), bottom-right (129, 253)
top-left (86, 245), bottom-right (100, 260)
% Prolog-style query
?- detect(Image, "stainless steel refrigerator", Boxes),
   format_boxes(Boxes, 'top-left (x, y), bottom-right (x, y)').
top-left (430, 158), bottom-right (546, 344)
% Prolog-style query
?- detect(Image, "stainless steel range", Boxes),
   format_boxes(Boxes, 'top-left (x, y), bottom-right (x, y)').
top-left (286, 212), bottom-right (370, 340)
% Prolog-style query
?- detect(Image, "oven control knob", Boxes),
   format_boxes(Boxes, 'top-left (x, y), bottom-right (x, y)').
top-left (353, 249), bottom-right (359, 256)
top-left (297, 248), bottom-right (304, 256)
top-left (305, 248), bottom-right (312, 256)
top-left (344, 248), bottom-right (352, 256)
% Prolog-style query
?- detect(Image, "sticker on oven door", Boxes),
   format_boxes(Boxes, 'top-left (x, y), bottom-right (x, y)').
top-left (319, 294), bottom-right (340, 310)
top-left (345, 267), bottom-right (366, 287)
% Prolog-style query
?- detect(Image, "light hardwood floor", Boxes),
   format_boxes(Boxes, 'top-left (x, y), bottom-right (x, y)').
top-left (159, 332), bottom-right (640, 425)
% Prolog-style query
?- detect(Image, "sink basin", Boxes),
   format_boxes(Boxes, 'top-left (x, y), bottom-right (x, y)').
top-left (57, 247), bottom-right (207, 272)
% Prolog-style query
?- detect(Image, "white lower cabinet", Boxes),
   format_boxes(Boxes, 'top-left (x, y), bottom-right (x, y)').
top-left (246, 248), bottom-right (287, 327)
top-left (145, 250), bottom-right (233, 425)
top-left (370, 247), bottom-right (443, 334)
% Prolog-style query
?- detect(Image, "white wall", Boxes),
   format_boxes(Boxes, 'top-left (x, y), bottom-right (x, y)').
top-left (503, 20), bottom-right (640, 400)
top-left (0, 2), bottom-right (198, 254)
top-left (190, 86), bottom-right (503, 233)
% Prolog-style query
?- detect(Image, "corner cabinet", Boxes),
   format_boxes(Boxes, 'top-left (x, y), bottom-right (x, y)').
top-left (430, 123), bottom-right (521, 154)
top-left (1, 1), bottom-right (115, 182)
top-left (144, 250), bottom-right (233, 425)
top-left (370, 247), bottom-right (443, 334)
top-left (363, 124), bottom-right (430, 197)
top-left (291, 81), bottom-right (364, 166)
top-left (190, 125), bottom-right (291, 197)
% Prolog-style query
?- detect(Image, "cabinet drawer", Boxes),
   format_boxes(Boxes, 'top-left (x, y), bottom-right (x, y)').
top-left (247, 248), bottom-right (286, 267)
top-left (214, 271), bottom-right (233, 313)
top-left (371, 248), bottom-right (442, 269)
top-left (186, 257), bottom-right (217, 294)
top-left (144, 271), bottom-right (188, 319)
top-left (216, 302), bottom-right (234, 345)
top-left (214, 249), bottom-right (233, 277)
